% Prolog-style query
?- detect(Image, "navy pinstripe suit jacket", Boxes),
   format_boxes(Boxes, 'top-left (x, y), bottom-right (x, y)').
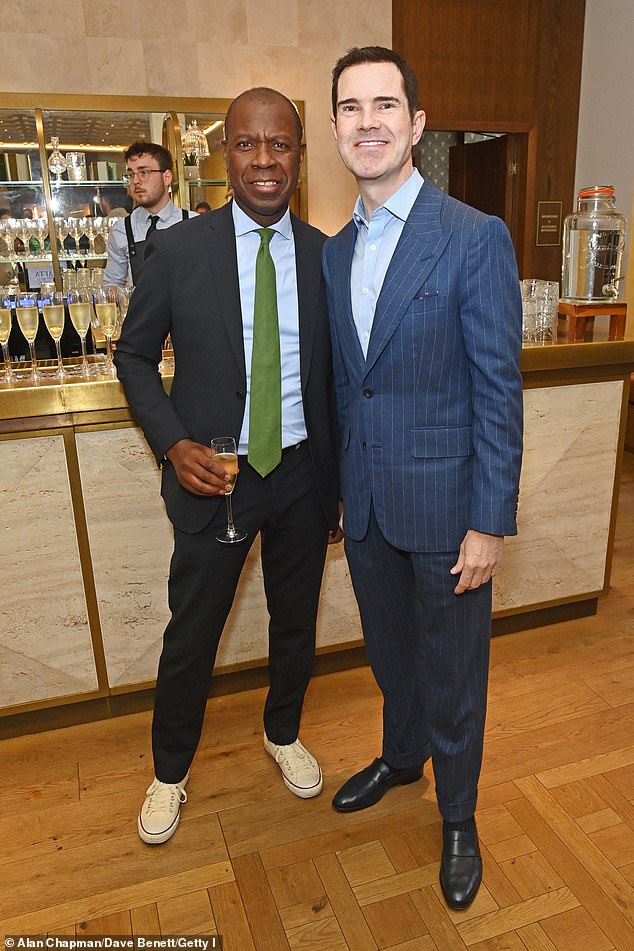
top-left (323, 179), bottom-right (523, 553)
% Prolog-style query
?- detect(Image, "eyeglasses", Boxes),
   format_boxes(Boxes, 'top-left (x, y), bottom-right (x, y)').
top-left (122, 168), bottom-right (165, 184)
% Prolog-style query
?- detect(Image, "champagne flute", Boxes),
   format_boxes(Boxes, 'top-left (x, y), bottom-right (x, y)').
top-left (117, 284), bottom-right (134, 323)
top-left (0, 296), bottom-right (13, 381)
top-left (211, 436), bottom-right (247, 544)
top-left (93, 284), bottom-right (119, 373)
top-left (67, 288), bottom-right (94, 377)
top-left (41, 289), bottom-right (66, 379)
top-left (16, 291), bottom-right (41, 382)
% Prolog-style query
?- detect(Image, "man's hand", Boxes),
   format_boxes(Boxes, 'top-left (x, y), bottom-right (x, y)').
top-left (166, 439), bottom-right (235, 497)
top-left (328, 501), bottom-right (344, 545)
top-left (450, 529), bottom-right (504, 595)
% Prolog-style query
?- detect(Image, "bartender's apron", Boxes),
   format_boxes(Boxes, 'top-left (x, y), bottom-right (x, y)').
top-left (124, 209), bottom-right (190, 285)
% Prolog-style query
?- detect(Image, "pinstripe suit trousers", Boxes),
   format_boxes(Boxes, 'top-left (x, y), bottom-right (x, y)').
top-left (345, 505), bottom-right (492, 822)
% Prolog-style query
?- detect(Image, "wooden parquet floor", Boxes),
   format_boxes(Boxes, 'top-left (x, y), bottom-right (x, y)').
top-left (2, 454), bottom-right (634, 949)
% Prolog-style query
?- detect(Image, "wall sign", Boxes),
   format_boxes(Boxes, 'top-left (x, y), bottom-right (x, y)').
top-left (536, 201), bottom-right (563, 246)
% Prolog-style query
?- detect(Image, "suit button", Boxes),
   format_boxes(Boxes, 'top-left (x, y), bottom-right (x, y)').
top-left (363, 388), bottom-right (374, 398)
top-left (236, 391), bottom-right (245, 400)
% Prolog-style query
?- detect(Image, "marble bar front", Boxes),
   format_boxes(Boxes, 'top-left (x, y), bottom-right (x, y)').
top-left (1, 336), bottom-right (633, 718)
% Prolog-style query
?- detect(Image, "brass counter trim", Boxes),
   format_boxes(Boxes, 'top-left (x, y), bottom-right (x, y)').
top-left (62, 427), bottom-right (110, 694)
top-left (521, 339), bottom-right (634, 373)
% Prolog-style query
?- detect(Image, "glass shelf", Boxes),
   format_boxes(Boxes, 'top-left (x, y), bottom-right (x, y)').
top-left (187, 178), bottom-right (225, 186)
top-left (50, 179), bottom-right (126, 188)
top-left (58, 253), bottom-right (108, 261)
top-left (0, 256), bottom-right (53, 264)
top-left (0, 180), bottom-right (44, 187)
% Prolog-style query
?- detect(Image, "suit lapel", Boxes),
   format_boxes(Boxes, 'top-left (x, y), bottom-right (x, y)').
top-left (292, 215), bottom-right (321, 393)
top-left (364, 182), bottom-right (450, 375)
top-left (204, 201), bottom-right (246, 381)
top-left (333, 221), bottom-right (366, 373)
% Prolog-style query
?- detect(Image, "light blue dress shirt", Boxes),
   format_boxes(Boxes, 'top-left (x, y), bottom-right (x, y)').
top-left (351, 169), bottom-right (424, 357)
top-left (103, 200), bottom-right (198, 287)
top-left (233, 201), bottom-right (307, 455)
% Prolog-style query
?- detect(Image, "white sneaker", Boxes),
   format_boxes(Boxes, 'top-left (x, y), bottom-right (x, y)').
top-left (263, 733), bottom-right (323, 799)
top-left (138, 771), bottom-right (190, 844)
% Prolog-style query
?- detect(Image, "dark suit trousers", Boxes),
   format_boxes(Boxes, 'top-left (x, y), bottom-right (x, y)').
top-left (344, 507), bottom-right (492, 822)
top-left (153, 442), bottom-right (329, 783)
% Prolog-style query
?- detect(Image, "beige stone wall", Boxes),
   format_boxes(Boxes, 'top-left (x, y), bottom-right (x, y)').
top-left (0, 0), bottom-right (391, 236)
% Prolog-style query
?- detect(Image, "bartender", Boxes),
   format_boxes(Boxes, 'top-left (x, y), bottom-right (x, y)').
top-left (103, 141), bottom-right (196, 287)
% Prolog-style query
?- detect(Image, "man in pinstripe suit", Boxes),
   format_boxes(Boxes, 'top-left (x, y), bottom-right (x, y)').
top-left (324, 47), bottom-right (523, 909)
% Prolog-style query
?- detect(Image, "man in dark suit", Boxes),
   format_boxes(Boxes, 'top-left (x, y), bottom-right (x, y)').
top-left (115, 88), bottom-right (341, 846)
top-left (324, 47), bottom-right (523, 909)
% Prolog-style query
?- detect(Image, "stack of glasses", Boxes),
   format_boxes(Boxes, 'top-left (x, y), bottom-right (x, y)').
top-left (520, 279), bottom-right (559, 344)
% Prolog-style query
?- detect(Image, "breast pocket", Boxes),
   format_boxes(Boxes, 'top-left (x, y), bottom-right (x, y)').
top-left (410, 291), bottom-right (447, 317)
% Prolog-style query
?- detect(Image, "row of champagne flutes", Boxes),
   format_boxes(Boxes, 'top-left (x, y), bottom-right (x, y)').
top-left (0, 283), bottom-right (134, 384)
top-left (0, 215), bottom-right (120, 260)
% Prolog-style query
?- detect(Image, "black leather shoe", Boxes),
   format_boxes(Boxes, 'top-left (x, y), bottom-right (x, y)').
top-left (440, 825), bottom-right (482, 910)
top-left (332, 757), bottom-right (423, 812)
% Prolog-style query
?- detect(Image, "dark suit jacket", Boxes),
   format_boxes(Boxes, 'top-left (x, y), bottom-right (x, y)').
top-left (323, 179), bottom-right (523, 552)
top-left (115, 201), bottom-right (340, 535)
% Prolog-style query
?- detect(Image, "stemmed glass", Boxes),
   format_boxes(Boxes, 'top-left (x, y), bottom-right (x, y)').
top-left (0, 294), bottom-right (13, 381)
top-left (0, 219), bottom-right (16, 259)
top-left (16, 291), bottom-right (41, 382)
top-left (211, 436), bottom-right (247, 544)
top-left (85, 217), bottom-right (97, 255)
top-left (41, 288), bottom-right (66, 379)
top-left (33, 219), bottom-right (49, 257)
top-left (17, 219), bottom-right (34, 258)
top-left (93, 284), bottom-right (119, 374)
top-left (92, 217), bottom-right (107, 255)
top-left (117, 284), bottom-right (134, 323)
top-left (67, 288), bottom-right (94, 377)
top-left (68, 217), bottom-right (86, 257)
top-left (54, 217), bottom-right (71, 254)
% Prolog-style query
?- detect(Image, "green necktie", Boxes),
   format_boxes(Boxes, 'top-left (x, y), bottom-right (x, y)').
top-left (248, 228), bottom-right (282, 477)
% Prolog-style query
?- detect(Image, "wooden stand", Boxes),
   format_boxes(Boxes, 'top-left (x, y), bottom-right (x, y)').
top-left (558, 300), bottom-right (627, 342)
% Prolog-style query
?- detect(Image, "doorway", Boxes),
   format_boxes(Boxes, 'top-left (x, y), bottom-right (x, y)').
top-left (413, 130), bottom-right (527, 268)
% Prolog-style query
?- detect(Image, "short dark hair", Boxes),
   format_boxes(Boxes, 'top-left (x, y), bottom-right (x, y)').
top-left (195, 201), bottom-right (212, 213)
top-left (224, 87), bottom-right (304, 144)
top-left (124, 140), bottom-right (173, 173)
top-left (331, 46), bottom-right (420, 119)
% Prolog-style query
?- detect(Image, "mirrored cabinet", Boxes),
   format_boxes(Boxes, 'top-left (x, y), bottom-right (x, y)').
top-left (0, 93), bottom-right (306, 369)
top-left (0, 94), bottom-right (307, 293)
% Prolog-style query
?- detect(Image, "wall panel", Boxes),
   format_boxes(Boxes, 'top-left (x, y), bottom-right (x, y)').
top-left (393, 0), bottom-right (587, 280)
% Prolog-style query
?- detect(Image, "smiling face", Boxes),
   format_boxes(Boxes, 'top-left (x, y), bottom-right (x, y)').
top-left (222, 93), bottom-right (305, 227)
top-left (331, 61), bottom-right (425, 210)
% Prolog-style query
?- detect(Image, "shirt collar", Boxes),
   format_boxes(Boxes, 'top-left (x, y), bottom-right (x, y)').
top-left (232, 199), bottom-right (292, 239)
top-left (353, 168), bottom-right (424, 231)
top-left (139, 200), bottom-right (174, 224)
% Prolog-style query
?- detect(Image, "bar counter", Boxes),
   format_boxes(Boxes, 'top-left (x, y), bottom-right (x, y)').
top-left (1, 334), bottom-right (633, 720)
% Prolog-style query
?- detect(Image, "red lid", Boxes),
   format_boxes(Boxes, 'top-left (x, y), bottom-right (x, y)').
top-left (578, 185), bottom-right (615, 198)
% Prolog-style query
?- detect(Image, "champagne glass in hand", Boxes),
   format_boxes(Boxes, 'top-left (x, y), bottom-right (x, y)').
top-left (211, 436), bottom-right (247, 544)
